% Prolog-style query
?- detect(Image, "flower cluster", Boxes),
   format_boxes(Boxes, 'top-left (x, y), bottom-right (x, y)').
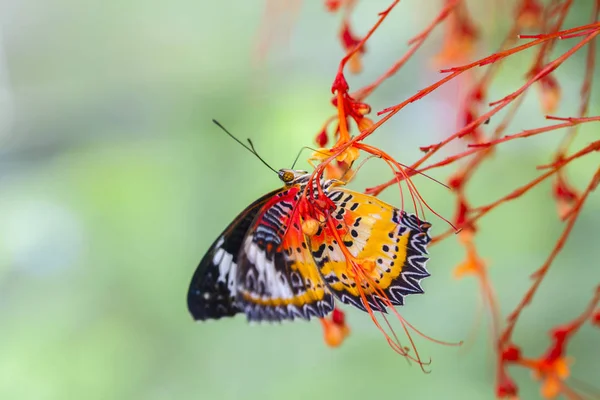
top-left (261, 0), bottom-right (599, 397)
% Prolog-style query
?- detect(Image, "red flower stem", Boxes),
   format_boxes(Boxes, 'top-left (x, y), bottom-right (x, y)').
top-left (353, 0), bottom-right (460, 101)
top-left (439, 22), bottom-right (600, 74)
top-left (460, 96), bottom-right (527, 183)
top-left (527, 0), bottom-right (572, 72)
top-left (557, 0), bottom-right (599, 157)
top-left (431, 141), bottom-right (600, 243)
top-left (489, 29), bottom-right (599, 107)
top-left (499, 167), bottom-right (600, 346)
top-left (366, 97), bottom-right (527, 197)
top-left (475, 143), bottom-right (598, 217)
top-left (358, 26), bottom-right (598, 182)
top-left (327, 25), bottom-right (598, 191)
top-left (372, 27), bottom-right (600, 193)
top-left (337, 0), bottom-right (400, 75)
top-left (468, 116), bottom-right (600, 148)
top-left (563, 285), bottom-right (600, 334)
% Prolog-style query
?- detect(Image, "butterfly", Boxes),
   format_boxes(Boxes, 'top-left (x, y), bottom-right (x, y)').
top-left (187, 168), bottom-right (433, 323)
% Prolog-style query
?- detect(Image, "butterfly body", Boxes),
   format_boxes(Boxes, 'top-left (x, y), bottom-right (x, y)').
top-left (187, 169), bottom-right (432, 323)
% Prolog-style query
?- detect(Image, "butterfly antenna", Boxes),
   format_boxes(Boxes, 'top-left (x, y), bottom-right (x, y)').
top-left (290, 146), bottom-right (331, 169)
top-left (212, 119), bottom-right (278, 174)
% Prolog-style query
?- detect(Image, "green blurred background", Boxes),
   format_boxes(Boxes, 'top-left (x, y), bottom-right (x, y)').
top-left (0, 1), bottom-right (598, 399)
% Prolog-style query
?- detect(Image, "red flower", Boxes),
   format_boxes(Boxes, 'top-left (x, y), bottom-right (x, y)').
top-left (320, 308), bottom-right (350, 347)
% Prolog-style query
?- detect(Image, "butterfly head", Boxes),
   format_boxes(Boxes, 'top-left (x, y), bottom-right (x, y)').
top-left (278, 169), bottom-right (309, 186)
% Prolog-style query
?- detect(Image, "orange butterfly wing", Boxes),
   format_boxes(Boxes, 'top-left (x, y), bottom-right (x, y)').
top-left (308, 188), bottom-right (431, 312)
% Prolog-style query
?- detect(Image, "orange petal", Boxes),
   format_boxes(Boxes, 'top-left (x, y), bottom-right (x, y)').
top-left (454, 238), bottom-right (485, 279)
top-left (553, 358), bottom-right (571, 379)
top-left (357, 117), bottom-right (373, 132)
top-left (454, 259), bottom-right (476, 278)
top-left (348, 53), bottom-right (363, 74)
top-left (516, 0), bottom-right (543, 29)
top-left (324, 163), bottom-right (345, 180)
top-left (540, 376), bottom-right (560, 399)
top-left (321, 318), bottom-right (350, 348)
top-left (336, 147), bottom-right (360, 164)
top-left (311, 148), bottom-right (332, 161)
top-left (537, 75), bottom-right (561, 114)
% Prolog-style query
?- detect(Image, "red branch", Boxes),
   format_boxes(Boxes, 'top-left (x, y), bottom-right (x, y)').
top-left (499, 168), bottom-right (600, 346)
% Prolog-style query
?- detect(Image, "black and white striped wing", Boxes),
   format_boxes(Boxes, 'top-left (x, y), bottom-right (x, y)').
top-left (187, 189), bottom-right (283, 321)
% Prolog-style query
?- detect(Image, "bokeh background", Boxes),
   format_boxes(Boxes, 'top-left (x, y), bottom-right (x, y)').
top-left (0, 1), bottom-right (598, 399)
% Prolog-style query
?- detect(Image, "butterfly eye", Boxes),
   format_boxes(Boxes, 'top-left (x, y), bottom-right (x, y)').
top-left (282, 171), bottom-right (295, 183)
